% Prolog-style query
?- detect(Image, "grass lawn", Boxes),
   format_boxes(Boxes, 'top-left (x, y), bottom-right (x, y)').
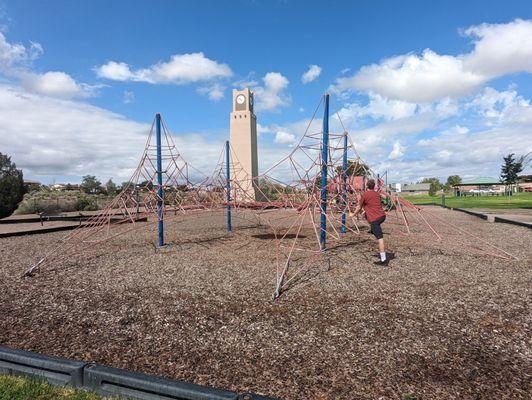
top-left (401, 192), bottom-right (532, 209)
top-left (0, 375), bottom-right (118, 400)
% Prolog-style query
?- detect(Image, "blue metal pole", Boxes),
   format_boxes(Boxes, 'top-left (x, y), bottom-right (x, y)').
top-left (225, 140), bottom-right (232, 232)
top-left (341, 131), bottom-right (348, 234)
top-left (320, 94), bottom-right (330, 250)
top-left (156, 113), bottom-right (164, 247)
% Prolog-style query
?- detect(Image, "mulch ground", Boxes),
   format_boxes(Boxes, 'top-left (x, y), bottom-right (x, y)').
top-left (0, 207), bottom-right (530, 399)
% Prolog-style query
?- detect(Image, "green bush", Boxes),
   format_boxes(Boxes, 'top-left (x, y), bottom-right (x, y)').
top-left (75, 196), bottom-right (98, 211)
top-left (0, 153), bottom-right (25, 218)
top-left (13, 191), bottom-right (111, 215)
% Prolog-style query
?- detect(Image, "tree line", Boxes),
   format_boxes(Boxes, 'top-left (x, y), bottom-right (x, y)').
top-left (0, 151), bottom-right (529, 218)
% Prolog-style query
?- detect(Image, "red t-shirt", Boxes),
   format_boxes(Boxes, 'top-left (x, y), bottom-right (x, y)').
top-left (360, 190), bottom-right (386, 222)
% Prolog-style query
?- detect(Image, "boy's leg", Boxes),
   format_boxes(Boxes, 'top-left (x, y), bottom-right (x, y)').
top-left (371, 220), bottom-right (386, 262)
top-left (378, 238), bottom-right (385, 253)
top-left (372, 218), bottom-right (391, 264)
top-left (378, 238), bottom-right (386, 262)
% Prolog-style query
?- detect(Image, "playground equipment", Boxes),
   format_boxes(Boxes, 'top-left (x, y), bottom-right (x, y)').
top-left (24, 94), bottom-right (518, 298)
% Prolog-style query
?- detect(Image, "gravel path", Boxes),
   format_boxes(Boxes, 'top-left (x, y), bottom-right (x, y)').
top-left (1, 207), bottom-right (530, 399)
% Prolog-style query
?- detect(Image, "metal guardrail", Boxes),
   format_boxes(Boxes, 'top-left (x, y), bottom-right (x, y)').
top-left (0, 346), bottom-right (85, 387)
top-left (0, 346), bottom-right (278, 400)
top-left (0, 216), bottom-right (148, 238)
top-left (445, 206), bottom-right (488, 220)
top-left (443, 205), bottom-right (532, 229)
top-left (494, 216), bottom-right (532, 229)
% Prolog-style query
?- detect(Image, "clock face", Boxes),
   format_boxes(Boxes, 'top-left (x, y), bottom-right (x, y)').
top-left (236, 94), bottom-right (246, 105)
top-left (249, 95), bottom-right (253, 106)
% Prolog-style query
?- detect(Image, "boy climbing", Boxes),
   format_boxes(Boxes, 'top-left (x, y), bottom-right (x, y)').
top-left (353, 179), bottom-right (394, 266)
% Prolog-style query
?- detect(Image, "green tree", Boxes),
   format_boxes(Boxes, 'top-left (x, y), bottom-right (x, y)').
top-left (421, 177), bottom-right (443, 196)
top-left (80, 175), bottom-right (102, 194)
top-left (105, 178), bottom-right (118, 196)
top-left (138, 180), bottom-right (153, 190)
top-left (335, 160), bottom-right (370, 177)
top-left (500, 153), bottom-right (524, 187)
top-left (121, 181), bottom-right (134, 190)
top-left (446, 175), bottom-right (462, 187)
top-left (0, 153), bottom-right (25, 218)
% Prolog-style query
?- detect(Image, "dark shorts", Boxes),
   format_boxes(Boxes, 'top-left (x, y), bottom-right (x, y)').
top-left (369, 215), bottom-right (386, 239)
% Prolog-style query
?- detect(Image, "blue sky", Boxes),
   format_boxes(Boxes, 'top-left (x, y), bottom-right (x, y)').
top-left (0, 0), bottom-right (531, 184)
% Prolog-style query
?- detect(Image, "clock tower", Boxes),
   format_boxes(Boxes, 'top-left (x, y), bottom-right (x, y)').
top-left (229, 88), bottom-right (258, 201)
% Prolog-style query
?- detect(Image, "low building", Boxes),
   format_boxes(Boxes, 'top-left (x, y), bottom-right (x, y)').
top-left (50, 183), bottom-right (66, 191)
top-left (517, 175), bottom-right (532, 192)
top-left (399, 183), bottom-right (431, 195)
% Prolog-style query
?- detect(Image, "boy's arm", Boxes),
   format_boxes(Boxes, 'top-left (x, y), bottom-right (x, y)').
top-left (353, 193), bottom-right (365, 216)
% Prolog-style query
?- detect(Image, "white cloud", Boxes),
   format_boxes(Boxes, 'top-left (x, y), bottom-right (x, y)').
top-left (252, 72), bottom-right (291, 112)
top-left (0, 84), bottom-right (237, 182)
top-left (352, 113), bottom-right (437, 152)
top-left (95, 61), bottom-right (132, 81)
top-left (339, 93), bottom-right (419, 122)
top-left (0, 32), bottom-right (95, 99)
top-left (274, 130), bottom-right (297, 145)
top-left (301, 64), bottom-right (321, 84)
top-left (256, 123), bottom-right (273, 136)
top-left (462, 19), bottom-right (532, 77)
top-left (123, 90), bottom-right (134, 104)
top-left (388, 141), bottom-right (405, 160)
top-left (2, 79), bottom-right (530, 187)
top-left (0, 84), bottom-right (147, 180)
top-left (0, 83), bottom-right (292, 183)
top-left (435, 97), bottom-right (459, 118)
top-left (336, 49), bottom-right (484, 103)
top-left (334, 19), bottom-right (532, 103)
top-left (20, 71), bottom-right (98, 99)
top-left (233, 75), bottom-right (259, 89)
top-left (0, 32), bottom-right (41, 70)
top-left (95, 52), bottom-right (233, 85)
top-left (197, 82), bottom-right (225, 100)
top-left (413, 122), bottom-right (532, 177)
top-left (471, 87), bottom-right (530, 122)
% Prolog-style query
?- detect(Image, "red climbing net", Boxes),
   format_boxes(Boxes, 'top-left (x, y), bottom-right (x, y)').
top-left (25, 95), bottom-right (518, 298)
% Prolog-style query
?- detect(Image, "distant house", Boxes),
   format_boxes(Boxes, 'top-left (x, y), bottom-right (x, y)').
top-left (65, 183), bottom-right (81, 191)
top-left (50, 183), bottom-right (66, 191)
top-left (49, 183), bottom-right (82, 191)
top-left (517, 175), bottom-right (532, 192)
top-left (398, 183), bottom-right (431, 195)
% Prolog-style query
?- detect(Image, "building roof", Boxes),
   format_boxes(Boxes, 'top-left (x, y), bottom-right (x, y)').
top-left (457, 177), bottom-right (501, 186)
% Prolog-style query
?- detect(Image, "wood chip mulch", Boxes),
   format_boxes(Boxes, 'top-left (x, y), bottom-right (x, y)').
top-left (0, 207), bottom-right (530, 399)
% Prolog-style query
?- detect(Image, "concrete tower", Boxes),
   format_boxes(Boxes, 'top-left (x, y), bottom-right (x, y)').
top-left (229, 88), bottom-right (258, 200)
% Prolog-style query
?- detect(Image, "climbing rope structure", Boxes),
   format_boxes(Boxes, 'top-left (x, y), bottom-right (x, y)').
top-left (25, 94), bottom-right (518, 298)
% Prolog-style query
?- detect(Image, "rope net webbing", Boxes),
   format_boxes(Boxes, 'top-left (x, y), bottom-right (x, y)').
top-left (25, 97), bottom-right (519, 298)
